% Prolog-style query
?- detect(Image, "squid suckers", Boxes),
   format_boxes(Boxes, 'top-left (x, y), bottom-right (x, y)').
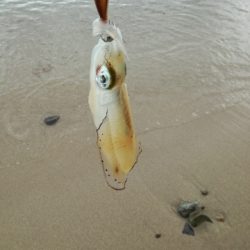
top-left (89, 19), bottom-right (139, 190)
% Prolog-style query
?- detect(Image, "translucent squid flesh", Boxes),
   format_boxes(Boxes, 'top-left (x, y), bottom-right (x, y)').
top-left (89, 19), bottom-right (140, 190)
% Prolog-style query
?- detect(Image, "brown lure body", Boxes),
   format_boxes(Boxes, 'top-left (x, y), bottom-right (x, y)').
top-left (94, 0), bottom-right (109, 22)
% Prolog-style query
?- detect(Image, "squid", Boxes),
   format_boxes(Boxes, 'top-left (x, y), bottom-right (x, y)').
top-left (89, 0), bottom-right (140, 190)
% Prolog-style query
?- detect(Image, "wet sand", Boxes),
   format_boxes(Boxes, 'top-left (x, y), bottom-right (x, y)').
top-left (1, 0), bottom-right (250, 249)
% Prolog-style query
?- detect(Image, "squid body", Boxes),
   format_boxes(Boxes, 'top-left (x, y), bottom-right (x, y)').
top-left (89, 19), bottom-right (139, 190)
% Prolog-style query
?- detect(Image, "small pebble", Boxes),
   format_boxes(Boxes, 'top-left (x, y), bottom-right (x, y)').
top-left (155, 233), bottom-right (161, 239)
top-left (215, 214), bottom-right (225, 222)
top-left (182, 222), bottom-right (195, 236)
top-left (188, 214), bottom-right (213, 227)
top-left (201, 189), bottom-right (209, 196)
top-left (44, 115), bottom-right (60, 126)
top-left (177, 201), bottom-right (199, 218)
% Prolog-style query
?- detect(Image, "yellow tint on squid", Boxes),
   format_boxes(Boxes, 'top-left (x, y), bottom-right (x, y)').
top-left (89, 19), bottom-right (140, 190)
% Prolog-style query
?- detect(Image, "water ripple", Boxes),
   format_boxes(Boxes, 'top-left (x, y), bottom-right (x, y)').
top-left (0, 0), bottom-right (250, 130)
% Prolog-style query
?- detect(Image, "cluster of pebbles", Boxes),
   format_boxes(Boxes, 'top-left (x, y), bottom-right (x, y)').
top-left (177, 200), bottom-right (213, 236)
top-left (177, 189), bottom-right (225, 236)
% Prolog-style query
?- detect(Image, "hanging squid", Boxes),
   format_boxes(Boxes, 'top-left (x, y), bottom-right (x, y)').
top-left (89, 0), bottom-right (140, 190)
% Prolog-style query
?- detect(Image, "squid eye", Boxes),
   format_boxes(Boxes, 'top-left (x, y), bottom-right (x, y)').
top-left (96, 66), bottom-right (111, 89)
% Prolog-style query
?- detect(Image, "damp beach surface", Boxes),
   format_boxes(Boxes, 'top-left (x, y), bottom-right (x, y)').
top-left (1, 0), bottom-right (250, 249)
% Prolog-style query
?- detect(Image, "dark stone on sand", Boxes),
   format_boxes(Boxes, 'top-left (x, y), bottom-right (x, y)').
top-left (201, 189), bottom-right (209, 196)
top-left (155, 233), bottom-right (161, 239)
top-left (177, 201), bottom-right (199, 218)
top-left (44, 115), bottom-right (60, 126)
top-left (188, 214), bottom-right (213, 227)
top-left (182, 222), bottom-right (195, 236)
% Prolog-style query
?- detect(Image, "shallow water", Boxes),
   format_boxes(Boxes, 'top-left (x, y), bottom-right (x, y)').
top-left (1, 0), bottom-right (250, 123)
